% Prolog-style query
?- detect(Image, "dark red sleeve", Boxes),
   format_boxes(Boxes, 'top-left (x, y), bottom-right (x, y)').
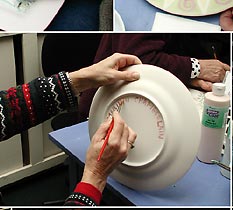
top-left (94, 33), bottom-right (192, 87)
top-left (79, 33), bottom-right (193, 124)
top-left (64, 182), bottom-right (102, 206)
top-left (74, 182), bottom-right (102, 204)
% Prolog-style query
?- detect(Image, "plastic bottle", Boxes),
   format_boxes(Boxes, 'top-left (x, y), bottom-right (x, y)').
top-left (197, 83), bottom-right (230, 163)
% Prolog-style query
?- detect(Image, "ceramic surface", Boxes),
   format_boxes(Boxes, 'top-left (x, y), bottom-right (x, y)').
top-left (146, 0), bottom-right (233, 16)
top-left (114, 9), bottom-right (125, 31)
top-left (88, 64), bottom-right (201, 190)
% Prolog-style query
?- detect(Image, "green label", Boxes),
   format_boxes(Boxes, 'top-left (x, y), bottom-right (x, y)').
top-left (202, 104), bottom-right (229, 128)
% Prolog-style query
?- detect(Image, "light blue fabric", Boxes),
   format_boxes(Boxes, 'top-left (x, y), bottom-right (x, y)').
top-left (49, 121), bottom-right (230, 206)
top-left (115, 0), bottom-right (220, 31)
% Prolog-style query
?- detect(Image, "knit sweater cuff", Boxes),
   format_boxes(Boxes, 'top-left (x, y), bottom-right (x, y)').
top-left (74, 182), bottom-right (102, 205)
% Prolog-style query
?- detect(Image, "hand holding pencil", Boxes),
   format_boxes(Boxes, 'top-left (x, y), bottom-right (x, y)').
top-left (81, 111), bottom-right (137, 193)
top-left (190, 59), bottom-right (230, 91)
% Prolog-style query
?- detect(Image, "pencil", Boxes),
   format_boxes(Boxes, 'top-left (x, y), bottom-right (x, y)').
top-left (211, 160), bottom-right (231, 171)
top-left (212, 45), bottom-right (217, 59)
top-left (97, 118), bottom-right (114, 161)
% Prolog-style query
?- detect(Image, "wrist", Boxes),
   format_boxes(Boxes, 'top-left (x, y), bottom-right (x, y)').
top-left (65, 182), bottom-right (101, 206)
top-left (67, 71), bottom-right (85, 96)
top-left (68, 65), bottom-right (95, 93)
top-left (81, 168), bottom-right (107, 193)
top-left (58, 71), bottom-right (77, 108)
top-left (190, 58), bottom-right (201, 79)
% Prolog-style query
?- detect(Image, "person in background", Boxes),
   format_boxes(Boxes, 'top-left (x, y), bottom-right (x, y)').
top-left (220, 8), bottom-right (233, 31)
top-left (0, 53), bottom-right (141, 206)
top-left (78, 33), bottom-right (230, 122)
top-left (94, 34), bottom-right (230, 91)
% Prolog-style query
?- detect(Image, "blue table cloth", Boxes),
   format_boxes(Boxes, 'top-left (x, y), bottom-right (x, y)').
top-left (49, 121), bottom-right (230, 206)
top-left (115, 0), bottom-right (220, 31)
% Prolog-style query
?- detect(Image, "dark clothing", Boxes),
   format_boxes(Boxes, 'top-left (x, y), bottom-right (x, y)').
top-left (163, 33), bottom-right (231, 65)
top-left (0, 72), bottom-right (100, 206)
top-left (79, 34), bottom-right (193, 122)
top-left (94, 34), bottom-right (192, 86)
top-left (0, 72), bottom-right (76, 141)
top-left (42, 33), bottom-right (103, 76)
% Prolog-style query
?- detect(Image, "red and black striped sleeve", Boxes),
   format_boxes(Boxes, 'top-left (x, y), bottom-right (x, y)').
top-left (0, 71), bottom-right (77, 141)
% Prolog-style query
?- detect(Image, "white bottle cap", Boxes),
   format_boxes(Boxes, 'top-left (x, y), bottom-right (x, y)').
top-left (212, 83), bottom-right (226, 96)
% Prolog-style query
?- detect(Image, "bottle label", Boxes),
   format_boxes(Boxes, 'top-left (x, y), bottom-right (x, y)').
top-left (202, 105), bottom-right (229, 128)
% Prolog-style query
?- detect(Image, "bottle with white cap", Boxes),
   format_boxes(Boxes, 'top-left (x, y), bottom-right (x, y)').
top-left (197, 83), bottom-right (230, 163)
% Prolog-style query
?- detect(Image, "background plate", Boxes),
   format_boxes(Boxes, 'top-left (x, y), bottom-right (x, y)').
top-left (146, 0), bottom-right (232, 16)
top-left (114, 9), bottom-right (125, 31)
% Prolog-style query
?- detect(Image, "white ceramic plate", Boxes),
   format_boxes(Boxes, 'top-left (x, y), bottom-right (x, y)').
top-left (88, 64), bottom-right (201, 191)
top-left (114, 9), bottom-right (125, 31)
top-left (146, 0), bottom-right (233, 16)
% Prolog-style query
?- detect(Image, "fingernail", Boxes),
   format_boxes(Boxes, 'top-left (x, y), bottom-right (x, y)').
top-left (132, 72), bottom-right (140, 80)
top-left (106, 114), bottom-right (113, 123)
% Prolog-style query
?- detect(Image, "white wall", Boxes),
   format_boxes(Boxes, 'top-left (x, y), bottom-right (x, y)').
top-left (0, 33), bottom-right (67, 187)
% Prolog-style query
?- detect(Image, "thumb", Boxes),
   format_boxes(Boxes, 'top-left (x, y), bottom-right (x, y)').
top-left (223, 63), bottom-right (230, 71)
top-left (94, 116), bottom-right (113, 141)
top-left (191, 79), bottom-right (212, 92)
top-left (114, 70), bottom-right (140, 82)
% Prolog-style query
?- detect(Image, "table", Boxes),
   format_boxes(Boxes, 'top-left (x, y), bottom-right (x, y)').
top-left (48, 121), bottom-right (230, 206)
top-left (115, 0), bottom-right (220, 31)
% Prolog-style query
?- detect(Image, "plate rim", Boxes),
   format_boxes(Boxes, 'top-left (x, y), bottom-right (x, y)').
top-left (88, 64), bottom-right (201, 190)
top-left (146, 0), bottom-right (232, 17)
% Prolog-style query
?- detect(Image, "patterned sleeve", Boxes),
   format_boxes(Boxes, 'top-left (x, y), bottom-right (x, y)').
top-left (64, 182), bottom-right (101, 206)
top-left (0, 71), bottom-right (77, 141)
top-left (190, 58), bottom-right (201, 79)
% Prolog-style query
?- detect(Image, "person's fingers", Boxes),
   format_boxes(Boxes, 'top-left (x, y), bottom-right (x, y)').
top-left (112, 70), bottom-right (140, 82)
top-left (92, 116), bottom-right (113, 142)
top-left (112, 53), bottom-right (142, 69)
top-left (190, 79), bottom-right (212, 92)
top-left (215, 60), bottom-right (230, 72)
top-left (219, 9), bottom-right (233, 31)
top-left (111, 111), bottom-right (125, 132)
top-left (127, 126), bottom-right (137, 150)
top-left (201, 81), bottom-right (213, 91)
top-left (119, 124), bottom-right (130, 154)
top-left (223, 63), bottom-right (231, 71)
top-left (219, 71), bottom-right (227, 82)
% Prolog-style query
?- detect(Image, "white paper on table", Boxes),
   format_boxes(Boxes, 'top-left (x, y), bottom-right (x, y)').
top-left (223, 71), bottom-right (231, 97)
top-left (189, 70), bottom-right (231, 120)
top-left (152, 12), bottom-right (221, 32)
top-left (0, 0), bottom-right (65, 31)
top-left (189, 88), bottom-right (205, 120)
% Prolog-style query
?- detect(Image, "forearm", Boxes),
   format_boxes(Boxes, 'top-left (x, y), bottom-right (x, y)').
top-left (64, 182), bottom-right (102, 206)
top-left (0, 72), bottom-right (77, 141)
